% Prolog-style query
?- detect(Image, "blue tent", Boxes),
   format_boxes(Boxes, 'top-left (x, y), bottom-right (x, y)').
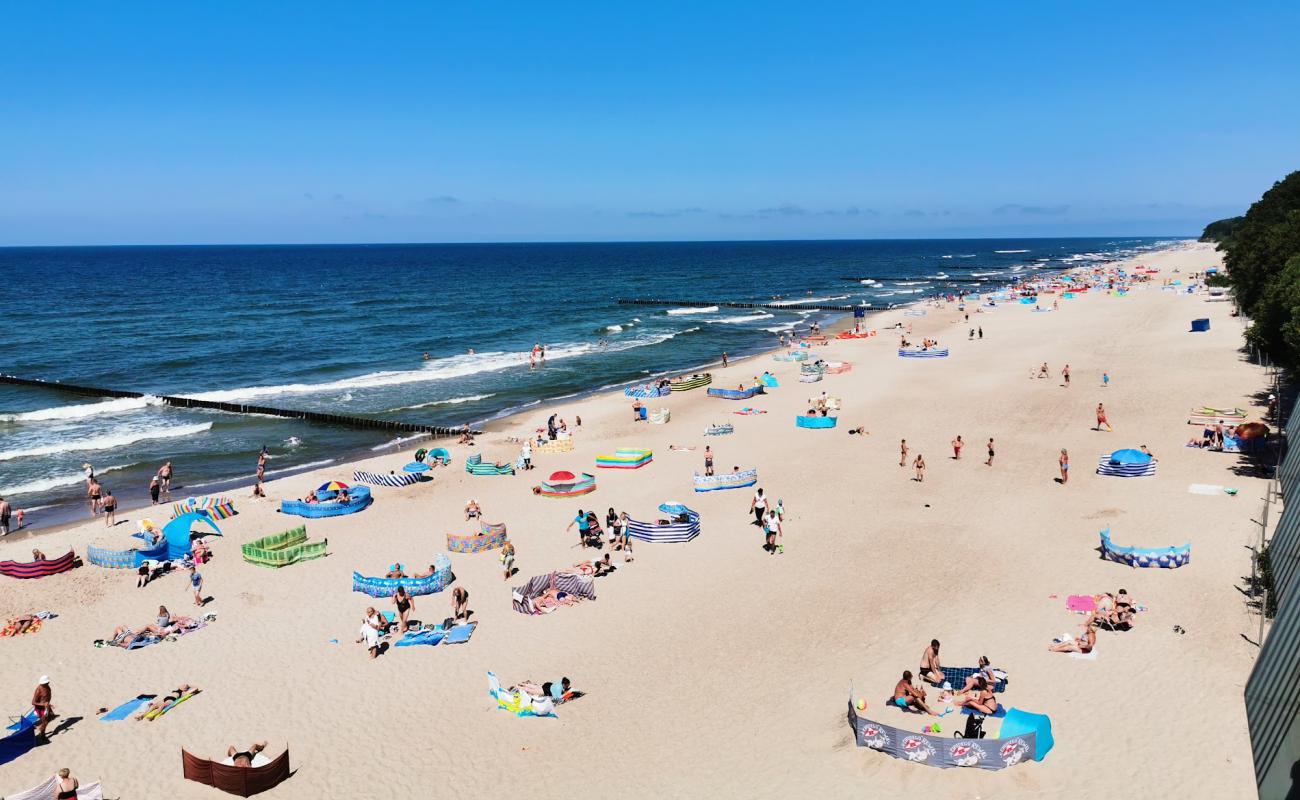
top-left (999, 708), bottom-right (1054, 761)
top-left (659, 502), bottom-right (691, 515)
top-left (402, 461), bottom-right (431, 473)
top-left (134, 512), bottom-right (221, 566)
top-left (1109, 448), bottom-right (1152, 465)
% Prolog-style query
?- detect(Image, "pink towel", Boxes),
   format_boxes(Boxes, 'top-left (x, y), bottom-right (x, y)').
top-left (1067, 595), bottom-right (1096, 613)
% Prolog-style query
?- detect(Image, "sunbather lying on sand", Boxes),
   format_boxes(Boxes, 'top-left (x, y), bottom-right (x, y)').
top-left (228, 741), bottom-right (268, 767)
top-left (512, 677), bottom-right (582, 703)
top-left (952, 676), bottom-right (998, 714)
top-left (135, 684), bottom-right (200, 720)
top-left (6, 613), bottom-right (40, 635)
top-left (1049, 621), bottom-right (1097, 654)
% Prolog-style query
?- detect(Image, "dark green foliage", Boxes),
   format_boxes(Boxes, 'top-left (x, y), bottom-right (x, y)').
top-left (1216, 171), bottom-right (1300, 368)
top-left (1201, 215), bottom-right (1244, 243)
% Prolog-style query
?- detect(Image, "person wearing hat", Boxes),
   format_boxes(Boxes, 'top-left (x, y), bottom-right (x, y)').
top-left (32, 676), bottom-right (55, 738)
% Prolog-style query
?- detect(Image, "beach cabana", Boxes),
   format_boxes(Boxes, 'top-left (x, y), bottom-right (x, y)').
top-left (760, 374), bottom-right (779, 388)
top-left (182, 747), bottom-right (291, 797)
top-left (353, 554), bottom-right (453, 597)
top-left (417, 447), bottom-right (452, 466)
top-left (596, 448), bottom-right (653, 469)
top-left (465, 454), bottom-right (516, 476)
top-left (625, 502), bottom-right (701, 543)
top-left (707, 386), bottom-right (765, 400)
top-left (649, 408), bottom-right (671, 424)
top-left (670, 373), bottom-right (712, 391)
top-left (693, 468), bottom-right (757, 492)
top-left (170, 496), bottom-right (237, 521)
top-left (536, 470), bottom-right (597, 498)
top-left (998, 709), bottom-right (1054, 761)
top-left (898, 347), bottom-right (949, 358)
top-left (241, 525), bottom-right (328, 568)
top-left (280, 485), bottom-right (373, 517)
top-left (796, 415), bottom-right (838, 429)
top-left (1096, 449), bottom-right (1156, 477)
top-left (133, 512), bottom-right (222, 566)
top-left (447, 521), bottom-right (509, 553)
top-left (0, 549), bottom-right (76, 579)
top-left (1099, 527), bottom-right (1189, 568)
top-left (353, 470), bottom-right (422, 488)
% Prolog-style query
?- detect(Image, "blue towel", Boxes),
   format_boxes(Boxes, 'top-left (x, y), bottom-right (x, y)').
top-left (100, 695), bottom-right (156, 721)
top-left (444, 623), bottom-right (477, 645)
top-left (395, 630), bottom-right (446, 648)
top-left (127, 635), bottom-right (161, 650)
top-left (961, 703), bottom-right (1006, 718)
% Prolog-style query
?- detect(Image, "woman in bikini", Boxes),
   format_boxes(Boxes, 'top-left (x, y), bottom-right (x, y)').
top-left (1059, 449), bottom-right (1069, 483)
top-left (1049, 621), bottom-right (1097, 654)
top-left (134, 684), bottom-right (200, 720)
top-left (953, 676), bottom-right (998, 714)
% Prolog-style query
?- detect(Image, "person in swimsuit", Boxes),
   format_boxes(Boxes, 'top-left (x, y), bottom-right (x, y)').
top-left (1050, 621), bottom-right (1097, 653)
top-left (452, 586), bottom-right (470, 623)
top-left (891, 671), bottom-right (935, 714)
top-left (149, 475), bottom-right (161, 505)
top-left (1059, 449), bottom-right (1069, 484)
top-left (500, 541), bottom-right (516, 580)
top-left (158, 462), bottom-right (173, 496)
top-left (55, 768), bottom-right (78, 799)
top-left (32, 676), bottom-right (55, 738)
top-left (134, 683), bottom-right (200, 720)
top-left (704, 446), bottom-right (714, 477)
top-left (953, 676), bottom-right (998, 714)
top-left (0, 496), bottom-right (10, 536)
top-left (1061, 364), bottom-right (1071, 386)
top-left (142, 606), bottom-right (175, 637)
top-left (920, 639), bottom-right (944, 685)
top-left (464, 499), bottom-right (481, 521)
top-left (257, 447), bottom-right (268, 481)
top-left (913, 454), bottom-right (925, 482)
top-left (227, 741), bottom-right (268, 767)
top-left (951, 435), bottom-right (963, 459)
top-left (102, 490), bottom-right (118, 527)
top-left (899, 439), bottom-right (908, 467)
top-left (392, 586), bottom-right (415, 633)
top-left (985, 438), bottom-right (995, 467)
top-left (959, 656), bottom-right (999, 692)
top-left (87, 478), bottom-right (102, 516)
top-left (1096, 403), bottom-right (1112, 432)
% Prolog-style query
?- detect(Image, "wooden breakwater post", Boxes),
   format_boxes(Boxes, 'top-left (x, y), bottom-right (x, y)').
top-left (0, 374), bottom-right (477, 437)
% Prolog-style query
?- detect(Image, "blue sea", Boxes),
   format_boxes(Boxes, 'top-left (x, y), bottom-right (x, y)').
top-left (0, 237), bottom-right (1177, 528)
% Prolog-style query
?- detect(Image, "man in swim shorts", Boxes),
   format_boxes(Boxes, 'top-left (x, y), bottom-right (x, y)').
top-left (892, 671), bottom-right (934, 714)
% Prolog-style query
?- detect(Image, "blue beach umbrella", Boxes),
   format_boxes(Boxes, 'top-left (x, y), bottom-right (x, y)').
top-left (659, 502), bottom-right (691, 515)
top-left (1109, 449), bottom-right (1151, 465)
top-left (402, 461), bottom-right (431, 473)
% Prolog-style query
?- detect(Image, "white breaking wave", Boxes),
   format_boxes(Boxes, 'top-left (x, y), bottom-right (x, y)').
top-left (994, 249), bottom-right (1030, 253)
top-left (1, 395), bottom-right (164, 423)
top-left (763, 322), bottom-right (798, 333)
top-left (180, 332), bottom-right (694, 404)
top-left (385, 393), bottom-right (497, 412)
top-left (186, 458), bottom-right (337, 489)
top-left (606, 325), bottom-right (623, 332)
top-left (0, 422), bottom-right (214, 462)
top-left (894, 281), bottom-right (928, 287)
top-left (665, 306), bottom-right (718, 315)
top-left (707, 312), bottom-right (775, 324)
top-left (1, 463), bottom-right (133, 497)
top-left (970, 271), bottom-right (1001, 277)
top-left (371, 433), bottom-right (428, 451)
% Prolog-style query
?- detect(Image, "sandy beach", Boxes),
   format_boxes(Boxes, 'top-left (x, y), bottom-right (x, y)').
top-left (0, 241), bottom-right (1267, 798)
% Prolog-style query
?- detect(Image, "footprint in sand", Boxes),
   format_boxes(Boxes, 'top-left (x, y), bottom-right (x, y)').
top-left (238, 591), bottom-right (264, 606)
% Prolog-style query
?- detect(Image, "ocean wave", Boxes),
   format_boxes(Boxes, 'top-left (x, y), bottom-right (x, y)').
top-left (768, 295), bottom-right (849, 306)
top-left (371, 433), bottom-right (429, 451)
top-left (0, 395), bottom-right (164, 423)
top-left (957, 254), bottom-right (977, 258)
top-left (763, 322), bottom-right (798, 333)
top-left (706, 312), bottom-right (775, 324)
top-left (1, 463), bottom-right (134, 497)
top-left (384, 393), bottom-right (497, 412)
top-left (894, 281), bottom-right (928, 287)
top-left (665, 306), bottom-right (718, 315)
top-left (970, 271), bottom-right (1002, 277)
top-left (875, 291), bottom-right (896, 297)
top-left (283, 436), bottom-right (303, 448)
top-left (994, 249), bottom-right (1030, 253)
top-left (606, 325), bottom-right (623, 332)
top-left (186, 458), bottom-right (337, 489)
top-left (181, 332), bottom-right (693, 404)
top-left (0, 422), bottom-right (214, 462)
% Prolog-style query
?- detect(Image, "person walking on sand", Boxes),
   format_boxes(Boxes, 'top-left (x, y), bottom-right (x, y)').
top-left (763, 507), bottom-right (783, 554)
top-left (257, 446), bottom-right (268, 482)
top-left (985, 438), bottom-right (995, 467)
top-left (1061, 364), bottom-right (1071, 387)
top-left (1096, 403), bottom-right (1113, 432)
top-left (704, 446), bottom-right (714, 477)
top-left (913, 454), bottom-right (926, 482)
top-left (392, 585), bottom-right (415, 633)
top-left (1102, 371), bottom-right (1110, 388)
top-left (978, 326), bottom-right (983, 339)
top-left (187, 563), bottom-right (204, 606)
top-left (1059, 449), bottom-right (1069, 484)
top-left (157, 462), bottom-right (173, 496)
top-left (32, 676), bottom-right (55, 739)
top-left (567, 508), bottom-right (591, 546)
top-left (722, 351), bottom-right (729, 368)
top-left (102, 490), bottom-right (117, 527)
top-left (87, 477), bottom-right (102, 516)
top-left (149, 475), bottom-right (161, 505)
top-left (899, 439), bottom-right (909, 467)
top-left (750, 487), bottom-right (767, 526)
top-left (0, 496), bottom-right (10, 536)
top-left (952, 435), bottom-right (963, 460)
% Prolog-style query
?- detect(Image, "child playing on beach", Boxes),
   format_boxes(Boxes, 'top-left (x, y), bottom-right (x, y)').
top-left (1096, 403), bottom-right (1113, 432)
top-left (951, 435), bottom-right (963, 459)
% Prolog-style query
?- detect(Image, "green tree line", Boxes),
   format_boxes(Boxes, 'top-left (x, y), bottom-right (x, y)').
top-left (1202, 170), bottom-right (1300, 368)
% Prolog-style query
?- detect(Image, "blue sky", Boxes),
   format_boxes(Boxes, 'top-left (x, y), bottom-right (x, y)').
top-left (2, 1), bottom-right (1297, 245)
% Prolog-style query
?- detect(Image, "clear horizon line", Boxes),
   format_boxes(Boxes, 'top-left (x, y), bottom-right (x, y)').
top-left (0, 234), bottom-right (1198, 250)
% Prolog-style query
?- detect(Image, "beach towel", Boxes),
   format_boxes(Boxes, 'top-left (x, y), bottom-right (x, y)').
top-left (444, 622), bottom-right (478, 645)
top-left (1066, 595), bottom-right (1096, 613)
top-left (3, 775), bottom-right (104, 800)
top-left (1188, 483), bottom-right (1230, 496)
top-left (99, 695), bottom-right (156, 721)
top-left (1068, 651), bottom-right (1098, 661)
top-left (937, 667), bottom-right (1007, 693)
top-left (961, 704), bottom-right (1007, 718)
top-left (395, 629), bottom-right (447, 647)
top-left (0, 618), bottom-right (43, 637)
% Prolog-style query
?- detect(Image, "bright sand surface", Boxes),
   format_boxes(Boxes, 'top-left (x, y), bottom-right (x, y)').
top-left (0, 242), bottom-right (1265, 799)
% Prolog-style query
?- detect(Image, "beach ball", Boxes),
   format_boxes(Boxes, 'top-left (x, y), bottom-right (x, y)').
top-left (855, 699), bottom-right (867, 712)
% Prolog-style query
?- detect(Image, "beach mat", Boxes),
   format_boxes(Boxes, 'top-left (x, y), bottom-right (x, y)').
top-left (1066, 595), bottom-right (1096, 613)
top-left (145, 690), bottom-right (199, 720)
top-left (396, 630), bottom-right (447, 648)
top-left (445, 622), bottom-right (478, 645)
top-left (100, 694), bottom-right (156, 721)
top-left (0, 618), bottom-right (42, 637)
top-left (1188, 483), bottom-right (1236, 496)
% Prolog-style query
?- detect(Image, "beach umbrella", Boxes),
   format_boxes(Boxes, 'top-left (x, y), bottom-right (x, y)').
top-left (402, 461), bottom-right (431, 473)
top-left (1109, 449), bottom-right (1151, 465)
top-left (659, 502), bottom-right (691, 515)
top-left (318, 480), bottom-right (349, 492)
top-left (1237, 422), bottom-right (1270, 440)
top-left (548, 470), bottom-right (576, 484)
top-left (998, 708), bottom-right (1054, 761)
